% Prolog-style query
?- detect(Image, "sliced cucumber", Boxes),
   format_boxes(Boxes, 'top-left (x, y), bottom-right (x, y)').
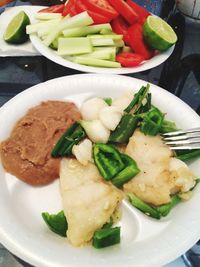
top-left (26, 19), bottom-right (60, 34)
top-left (73, 56), bottom-right (121, 68)
top-left (62, 23), bottom-right (112, 37)
top-left (80, 50), bottom-right (113, 60)
top-left (57, 37), bottom-right (92, 55)
top-left (114, 39), bottom-right (125, 47)
top-left (37, 19), bottom-right (61, 37)
top-left (122, 46), bottom-right (132, 52)
top-left (90, 38), bottom-right (114, 46)
top-left (35, 13), bottom-right (62, 20)
top-left (88, 34), bottom-right (123, 41)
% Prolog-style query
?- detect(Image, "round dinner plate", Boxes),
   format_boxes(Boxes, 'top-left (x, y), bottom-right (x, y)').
top-left (0, 74), bottom-right (200, 267)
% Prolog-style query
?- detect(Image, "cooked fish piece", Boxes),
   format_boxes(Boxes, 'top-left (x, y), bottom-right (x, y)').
top-left (123, 129), bottom-right (196, 206)
top-left (60, 158), bottom-right (122, 247)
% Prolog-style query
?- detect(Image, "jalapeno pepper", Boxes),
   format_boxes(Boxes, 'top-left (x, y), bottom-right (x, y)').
top-left (140, 107), bottom-right (164, 136)
top-left (93, 143), bottom-right (125, 180)
top-left (51, 122), bottom-right (86, 157)
top-left (112, 154), bottom-right (140, 187)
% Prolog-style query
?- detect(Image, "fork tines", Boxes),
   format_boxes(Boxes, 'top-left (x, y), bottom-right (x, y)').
top-left (161, 127), bottom-right (200, 150)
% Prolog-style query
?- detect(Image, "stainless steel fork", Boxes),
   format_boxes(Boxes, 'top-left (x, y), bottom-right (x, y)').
top-left (161, 127), bottom-right (200, 150)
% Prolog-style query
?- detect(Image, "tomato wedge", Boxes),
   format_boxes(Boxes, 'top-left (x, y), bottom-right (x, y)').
top-left (107, 0), bottom-right (138, 25)
top-left (128, 23), bottom-right (153, 60)
top-left (62, 0), bottom-right (77, 16)
top-left (111, 16), bottom-right (130, 45)
top-left (38, 4), bottom-right (65, 14)
top-left (116, 52), bottom-right (144, 67)
top-left (126, 0), bottom-right (150, 24)
top-left (82, 0), bottom-right (118, 20)
top-left (75, 0), bottom-right (111, 24)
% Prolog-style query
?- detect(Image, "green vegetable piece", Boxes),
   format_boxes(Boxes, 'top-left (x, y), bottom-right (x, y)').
top-left (102, 217), bottom-right (113, 229)
top-left (104, 97), bottom-right (112, 106)
top-left (112, 154), bottom-right (140, 187)
top-left (109, 114), bottom-right (139, 143)
top-left (42, 211), bottom-right (67, 237)
top-left (51, 122), bottom-right (86, 157)
top-left (140, 107), bottom-right (164, 136)
top-left (176, 149), bottom-right (200, 162)
top-left (190, 178), bottom-right (200, 191)
top-left (93, 143), bottom-right (125, 180)
top-left (128, 193), bottom-right (161, 219)
top-left (159, 119), bottom-right (178, 133)
top-left (156, 195), bottom-right (181, 217)
top-left (136, 93), bottom-right (151, 114)
top-left (92, 227), bottom-right (120, 249)
top-left (124, 84), bottom-right (150, 113)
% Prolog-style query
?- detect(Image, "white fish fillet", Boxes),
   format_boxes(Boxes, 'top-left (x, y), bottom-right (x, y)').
top-left (123, 129), bottom-right (195, 206)
top-left (60, 158), bottom-right (122, 246)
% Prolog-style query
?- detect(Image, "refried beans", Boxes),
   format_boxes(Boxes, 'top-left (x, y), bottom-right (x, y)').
top-left (0, 101), bottom-right (81, 186)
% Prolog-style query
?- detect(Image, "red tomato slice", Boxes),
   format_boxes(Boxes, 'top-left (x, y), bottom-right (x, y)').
top-left (116, 52), bottom-right (144, 67)
top-left (126, 0), bottom-right (150, 24)
top-left (128, 23), bottom-right (153, 60)
top-left (62, 0), bottom-right (77, 16)
top-left (107, 0), bottom-right (138, 25)
top-left (38, 4), bottom-right (65, 14)
top-left (82, 0), bottom-right (118, 20)
top-left (111, 16), bottom-right (130, 45)
top-left (75, 0), bottom-right (111, 24)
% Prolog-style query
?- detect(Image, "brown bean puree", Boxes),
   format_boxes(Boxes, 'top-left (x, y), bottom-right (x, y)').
top-left (0, 101), bottom-right (81, 186)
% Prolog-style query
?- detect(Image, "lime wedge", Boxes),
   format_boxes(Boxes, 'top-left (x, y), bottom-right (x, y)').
top-left (3, 11), bottom-right (30, 44)
top-left (143, 16), bottom-right (177, 51)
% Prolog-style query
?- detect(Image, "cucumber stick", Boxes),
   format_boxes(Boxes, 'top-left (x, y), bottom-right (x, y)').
top-left (26, 19), bottom-right (61, 34)
top-left (43, 12), bottom-right (93, 47)
top-left (58, 38), bottom-right (92, 56)
top-left (90, 38), bottom-right (114, 46)
top-left (89, 34), bottom-right (123, 41)
top-left (81, 49), bottom-right (114, 60)
top-left (35, 13), bottom-right (62, 20)
top-left (73, 56), bottom-right (121, 68)
top-left (62, 24), bottom-right (112, 37)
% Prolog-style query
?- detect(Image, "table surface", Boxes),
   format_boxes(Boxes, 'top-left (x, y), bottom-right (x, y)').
top-left (0, 1), bottom-right (200, 267)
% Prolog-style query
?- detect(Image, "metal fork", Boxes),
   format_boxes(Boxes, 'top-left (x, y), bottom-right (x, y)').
top-left (161, 127), bottom-right (200, 150)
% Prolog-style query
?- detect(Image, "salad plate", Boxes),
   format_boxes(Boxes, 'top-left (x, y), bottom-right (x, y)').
top-left (0, 74), bottom-right (200, 267)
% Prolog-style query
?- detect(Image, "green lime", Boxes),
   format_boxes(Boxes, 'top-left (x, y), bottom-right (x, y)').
top-left (143, 16), bottom-right (177, 51)
top-left (3, 11), bottom-right (30, 44)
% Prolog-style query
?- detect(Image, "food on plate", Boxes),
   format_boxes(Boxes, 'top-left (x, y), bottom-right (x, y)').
top-left (0, 101), bottom-right (81, 185)
top-left (60, 158), bottom-right (122, 246)
top-left (3, 11), bottom-right (30, 44)
top-left (24, 0), bottom-right (177, 68)
top-left (1, 84), bottom-right (199, 250)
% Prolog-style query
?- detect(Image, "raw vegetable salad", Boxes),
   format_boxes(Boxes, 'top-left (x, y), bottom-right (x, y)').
top-left (26, 0), bottom-right (178, 68)
top-left (42, 84), bottom-right (200, 249)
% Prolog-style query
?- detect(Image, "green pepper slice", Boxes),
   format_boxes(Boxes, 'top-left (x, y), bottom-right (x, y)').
top-left (92, 227), bottom-right (120, 249)
top-left (140, 107), bottom-right (164, 136)
top-left (51, 122), bottom-right (86, 157)
top-left (112, 154), bottom-right (140, 187)
top-left (93, 143), bottom-right (125, 180)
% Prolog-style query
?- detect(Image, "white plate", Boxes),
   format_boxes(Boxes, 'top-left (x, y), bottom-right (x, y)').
top-left (0, 74), bottom-right (200, 267)
top-left (30, 15), bottom-right (175, 74)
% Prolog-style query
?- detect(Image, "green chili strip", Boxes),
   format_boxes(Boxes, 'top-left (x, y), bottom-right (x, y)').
top-left (51, 122), bottom-right (86, 157)
top-left (155, 195), bottom-right (181, 217)
top-left (93, 143), bottom-right (125, 180)
top-left (42, 211), bottom-right (68, 237)
top-left (102, 217), bottom-right (113, 229)
top-left (176, 149), bottom-right (200, 162)
top-left (136, 93), bottom-right (152, 114)
top-left (128, 193), bottom-right (161, 220)
top-left (140, 107), bottom-right (164, 136)
top-left (92, 227), bottom-right (120, 249)
top-left (159, 119), bottom-right (178, 133)
top-left (112, 154), bottom-right (140, 187)
top-left (109, 114), bottom-right (139, 143)
top-left (124, 84), bottom-right (150, 113)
